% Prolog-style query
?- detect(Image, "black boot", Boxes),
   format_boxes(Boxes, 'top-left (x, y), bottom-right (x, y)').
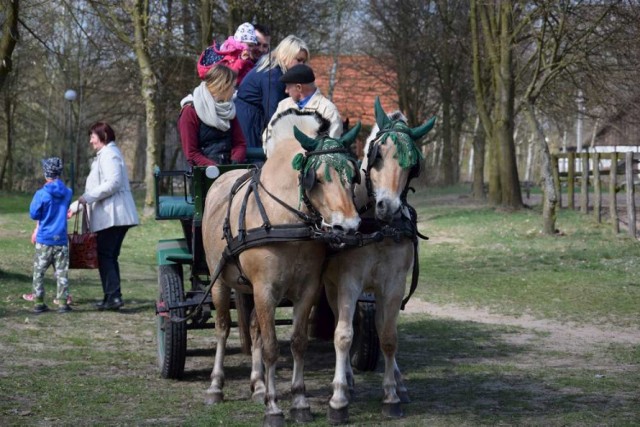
top-left (94, 296), bottom-right (108, 310)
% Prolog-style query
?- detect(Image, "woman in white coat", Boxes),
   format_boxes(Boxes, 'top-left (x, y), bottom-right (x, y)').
top-left (69, 122), bottom-right (139, 310)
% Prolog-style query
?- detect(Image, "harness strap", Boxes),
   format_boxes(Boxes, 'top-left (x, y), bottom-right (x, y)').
top-left (401, 203), bottom-right (427, 310)
top-left (257, 179), bottom-right (319, 225)
top-left (224, 224), bottom-right (316, 258)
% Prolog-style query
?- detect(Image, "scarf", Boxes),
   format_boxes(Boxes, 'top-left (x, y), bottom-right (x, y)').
top-left (180, 82), bottom-right (235, 131)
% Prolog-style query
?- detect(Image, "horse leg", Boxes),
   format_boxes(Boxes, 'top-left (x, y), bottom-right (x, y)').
top-left (375, 291), bottom-right (404, 418)
top-left (253, 288), bottom-right (285, 427)
top-left (326, 279), bottom-right (359, 424)
top-left (288, 287), bottom-right (318, 423)
top-left (249, 306), bottom-right (266, 403)
top-left (205, 282), bottom-right (231, 405)
top-left (394, 359), bottom-right (410, 403)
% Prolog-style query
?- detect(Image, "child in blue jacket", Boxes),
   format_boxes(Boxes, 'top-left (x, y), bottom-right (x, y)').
top-left (22, 157), bottom-right (73, 313)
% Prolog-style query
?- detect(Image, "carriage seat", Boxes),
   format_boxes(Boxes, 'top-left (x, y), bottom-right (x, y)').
top-left (157, 195), bottom-right (194, 219)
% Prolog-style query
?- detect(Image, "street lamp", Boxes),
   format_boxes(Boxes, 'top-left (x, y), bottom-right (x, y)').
top-left (64, 89), bottom-right (77, 194)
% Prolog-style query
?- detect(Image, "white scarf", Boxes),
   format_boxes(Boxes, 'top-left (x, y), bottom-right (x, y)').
top-left (180, 82), bottom-right (236, 131)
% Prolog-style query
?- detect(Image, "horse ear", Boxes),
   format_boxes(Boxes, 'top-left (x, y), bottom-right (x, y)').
top-left (293, 126), bottom-right (318, 151)
top-left (410, 116), bottom-right (437, 141)
top-left (339, 121), bottom-right (362, 148)
top-left (374, 97), bottom-right (392, 130)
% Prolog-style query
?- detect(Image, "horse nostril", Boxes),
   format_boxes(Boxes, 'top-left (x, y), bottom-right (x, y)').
top-left (333, 225), bottom-right (344, 232)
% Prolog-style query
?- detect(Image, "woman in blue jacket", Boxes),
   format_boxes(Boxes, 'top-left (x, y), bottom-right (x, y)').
top-left (234, 35), bottom-right (309, 150)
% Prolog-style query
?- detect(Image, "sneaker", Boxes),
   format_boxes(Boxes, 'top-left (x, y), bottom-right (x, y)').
top-left (53, 295), bottom-right (73, 306)
top-left (33, 303), bottom-right (49, 314)
top-left (57, 304), bottom-right (72, 313)
top-left (22, 293), bottom-right (35, 302)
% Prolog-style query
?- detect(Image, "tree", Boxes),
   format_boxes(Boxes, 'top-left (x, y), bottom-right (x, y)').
top-left (470, 0), bottom-right (523, 209)
top-left (0, 0), bottom-right (19, 91)
top-left (429, 0), bottom-right (471, 185)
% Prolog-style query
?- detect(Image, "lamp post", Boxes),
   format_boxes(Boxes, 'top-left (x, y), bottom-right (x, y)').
top-left (64, 89), bottom-right (77, 194)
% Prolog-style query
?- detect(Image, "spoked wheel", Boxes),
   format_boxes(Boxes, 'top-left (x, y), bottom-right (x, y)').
top-left (350, 296), bottom-right (380, 371)
top-left (157, 264), bottom-right (187, 379)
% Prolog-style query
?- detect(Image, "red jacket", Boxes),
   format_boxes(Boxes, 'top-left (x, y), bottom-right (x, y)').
top-left (177, 104), bottom-right (247, 166)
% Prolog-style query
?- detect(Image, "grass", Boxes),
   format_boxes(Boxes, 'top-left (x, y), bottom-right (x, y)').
top-left (1, 187), bottom-right (639, 426)
top-left (410, 187), bottom-right (640, 326)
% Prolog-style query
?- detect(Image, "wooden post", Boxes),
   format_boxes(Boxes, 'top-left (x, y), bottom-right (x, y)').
top-left (552, 154), bottom-right (562, 209)
top-left (568, 152), bottom-right (575, 209)
top-left (625, 152), bottom-right (636, 238)
top-left (610, 152), bottom-right (619, 233)
top-left (580, 153), bottom-right (589, 214)
top-left (594, 152), bottom-right (601, 223)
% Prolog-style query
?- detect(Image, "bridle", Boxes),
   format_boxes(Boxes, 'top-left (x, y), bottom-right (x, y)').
top-left (361, 122), bottom-right (421, 215)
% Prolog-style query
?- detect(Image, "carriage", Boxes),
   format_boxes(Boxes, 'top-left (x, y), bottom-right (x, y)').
top-left (153, 102), bottom-right (433, 424)
top-left (153, 149), bottom-right (380, 380)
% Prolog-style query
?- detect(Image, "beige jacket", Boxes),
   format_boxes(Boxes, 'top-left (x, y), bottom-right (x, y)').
top-left (263, 89), bottom-right (342, 157)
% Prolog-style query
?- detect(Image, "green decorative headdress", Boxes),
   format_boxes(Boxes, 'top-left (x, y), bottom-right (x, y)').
top-left (291, 123), bottom-right (362, 203)
top-left (373, 97), bottom-right (436, 170)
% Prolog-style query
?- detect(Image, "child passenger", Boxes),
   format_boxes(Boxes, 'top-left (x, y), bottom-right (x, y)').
top-left (22, 157), bottom-right (73, 314)
top-left (197, 22), bottom-right (259, 86)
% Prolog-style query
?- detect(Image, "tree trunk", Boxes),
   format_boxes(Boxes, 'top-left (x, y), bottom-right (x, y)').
top-left (0, 95), bottom-right (14, 190)
top-left (472, 117), bottom-right (485, 200)
top-left (441, 83), bottom-right (454, 186)
top-left (199, 0), bottom-right (214, 49)
top-left (0, 0), bottom-right (19, 92)
top-left (470, 0), bottom-right (522, 209)
top-left (132, 0), bottom-right (160, 214)
top-left (523, 102), bottom-right (557, 234)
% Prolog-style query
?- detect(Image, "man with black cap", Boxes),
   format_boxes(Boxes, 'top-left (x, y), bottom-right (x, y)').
top-left (262, 63), bottom-right (342, 156)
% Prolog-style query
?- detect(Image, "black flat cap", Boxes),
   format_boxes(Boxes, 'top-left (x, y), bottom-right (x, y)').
top-left (280, 64), bottom-right (315, 84)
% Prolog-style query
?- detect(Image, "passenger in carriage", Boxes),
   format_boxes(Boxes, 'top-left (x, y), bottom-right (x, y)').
top-left (262, 63), bottom-right (342, 157)
top-left (234, 35), bottom-right (310, 150)
top-left (253, 24), bottom-right (271, 59)
top-left (178, 64), bottom-right (247, 167)
top-left (196, 22), bottom-right (262, 86)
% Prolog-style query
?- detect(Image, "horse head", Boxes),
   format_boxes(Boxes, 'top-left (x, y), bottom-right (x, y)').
top-left (292, 121), bottom-right (362, 233)
top-left (361, 97), bottom-right (436, 222)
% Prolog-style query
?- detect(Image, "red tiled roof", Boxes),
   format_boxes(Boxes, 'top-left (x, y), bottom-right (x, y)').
top-left (309, 55), bottom-right (399, 127)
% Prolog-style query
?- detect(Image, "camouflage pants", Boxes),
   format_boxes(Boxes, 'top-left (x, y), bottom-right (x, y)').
top-left (32, 243), bottom-right (69, 302)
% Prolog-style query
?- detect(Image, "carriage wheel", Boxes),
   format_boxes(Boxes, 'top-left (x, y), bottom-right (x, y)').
top-left (157, 264), bottom-right (187, 379)
top-left (350, 299), bottom-right (380, 371)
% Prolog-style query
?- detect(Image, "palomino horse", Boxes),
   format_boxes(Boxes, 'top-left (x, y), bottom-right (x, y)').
top-left (322, 98), bottom-right (436, 423)
top-left (202, 109), bottom-right (361, 426)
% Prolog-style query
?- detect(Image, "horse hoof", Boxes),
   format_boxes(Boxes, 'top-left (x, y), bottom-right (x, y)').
top-left (204, 391), bottom-right (223, 405)
top-left (262, 413), bottom-right (285, 427)
top-left (398, 390), bottom-right (410, 404)
top-left (290, 407), bottom-right (313, 423)
top-left (382, 402), bottom-right (403, 418)
top-left (327, 406), bottom-right (349, 425)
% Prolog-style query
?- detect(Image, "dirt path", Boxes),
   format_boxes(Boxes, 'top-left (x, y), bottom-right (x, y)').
top-left (404, 298), bottom-right (640, 356)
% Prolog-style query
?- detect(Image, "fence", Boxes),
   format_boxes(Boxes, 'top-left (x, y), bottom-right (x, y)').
top-left (552, 151), bottom-right (638, 238)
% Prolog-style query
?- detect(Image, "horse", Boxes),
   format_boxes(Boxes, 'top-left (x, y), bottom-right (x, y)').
top-left (322, 97), bottom-right (436, 423)
top-left (201, 109), bottom-right (362, 426)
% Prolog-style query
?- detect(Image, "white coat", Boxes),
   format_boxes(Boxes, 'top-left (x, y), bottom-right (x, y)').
top-left (82, 142), bottom-right (139, 232)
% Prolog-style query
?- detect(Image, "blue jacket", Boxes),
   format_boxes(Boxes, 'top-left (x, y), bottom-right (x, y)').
top-left (30, 179), bottom-right (73, 246)
top-left (235, 65), bottom-right (287, 148)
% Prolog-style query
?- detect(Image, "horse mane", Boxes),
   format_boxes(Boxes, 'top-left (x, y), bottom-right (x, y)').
top-left (272, 109), bottom-right (330, 138)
